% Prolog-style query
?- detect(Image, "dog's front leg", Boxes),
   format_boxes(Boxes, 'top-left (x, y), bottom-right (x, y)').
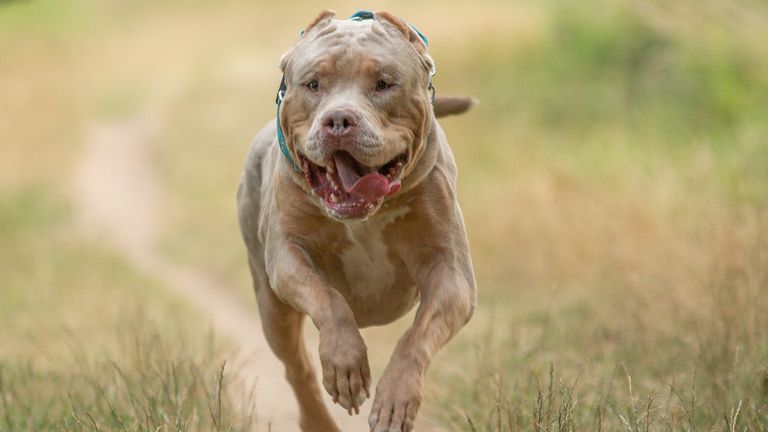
top-left (268, 240), bottom-right (372, 415)
top-left (368, 262), bottom-right (476, 432)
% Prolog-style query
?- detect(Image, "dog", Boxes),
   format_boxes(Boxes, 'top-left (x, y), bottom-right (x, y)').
top-left (237, 10), bottom-right (476, 431)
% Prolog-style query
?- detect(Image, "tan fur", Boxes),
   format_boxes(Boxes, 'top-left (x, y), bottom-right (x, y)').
top-left (238, 11), bottom-right (476, 432)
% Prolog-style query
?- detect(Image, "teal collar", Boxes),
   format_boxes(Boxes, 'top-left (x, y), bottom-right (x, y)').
top-left (349, 10), bottom-right (429, 47)
top-left (275, 75), bottom-right (298, 171)
top-left (275, 10), bottom-right (433, 172)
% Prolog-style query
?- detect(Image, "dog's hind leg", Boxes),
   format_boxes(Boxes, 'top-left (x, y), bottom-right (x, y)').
top-left (249, 258), bottom-right (341, 432)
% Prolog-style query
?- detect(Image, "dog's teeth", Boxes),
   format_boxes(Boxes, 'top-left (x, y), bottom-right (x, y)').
top-left (330, 193), bottom-right (339, 202)
top-left (326, 172), bottom-right (333, 182)
top-left (327, 164), bottom-right (335, 173)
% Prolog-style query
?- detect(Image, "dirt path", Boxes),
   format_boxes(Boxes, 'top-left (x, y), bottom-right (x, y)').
top-left (72, 105), bottom-right (371, 430)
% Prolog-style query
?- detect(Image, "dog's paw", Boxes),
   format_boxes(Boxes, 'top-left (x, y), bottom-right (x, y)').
top-left (318, 326), bottom-right (371, 415)
top-left (368, 368), bottom-right (422, 432)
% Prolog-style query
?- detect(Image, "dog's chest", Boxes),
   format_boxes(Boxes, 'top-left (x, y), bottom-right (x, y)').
top-left (333, 206), bottom-right (418, 326)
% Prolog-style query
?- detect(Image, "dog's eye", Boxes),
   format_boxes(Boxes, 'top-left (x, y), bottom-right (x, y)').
top-left (306, 80), bottom-right (319, 91)
top-left (375, 80), bottom-right (391, 91)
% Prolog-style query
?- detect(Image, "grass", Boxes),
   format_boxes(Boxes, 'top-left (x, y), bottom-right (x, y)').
top-left (1, 0), bottom-right (767, 430)
top-left (429, 252), bottom-right (768, 429)
top-left (0, 188), bottom-right (255, 431)
top-left (0, 326), bottom-right (253, 432)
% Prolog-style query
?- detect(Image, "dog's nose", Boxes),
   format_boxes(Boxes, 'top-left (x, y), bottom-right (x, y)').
top-left (322, 109), bottom-right (357, 137)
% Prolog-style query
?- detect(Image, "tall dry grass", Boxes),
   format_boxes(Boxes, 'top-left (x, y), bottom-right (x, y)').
top-left (0, 187), bottom-right (255, 430)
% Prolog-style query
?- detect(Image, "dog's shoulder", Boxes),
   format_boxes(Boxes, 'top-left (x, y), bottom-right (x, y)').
top-left (237, 121), bottom-right (279, 251)
top-left (243, 122), bottom-right (278, 177)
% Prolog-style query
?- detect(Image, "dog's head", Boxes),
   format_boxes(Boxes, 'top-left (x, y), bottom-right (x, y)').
top-left (277, 10), bottom-right (436, 219)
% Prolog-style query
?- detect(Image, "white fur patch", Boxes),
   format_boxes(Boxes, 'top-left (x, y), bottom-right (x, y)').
top-left (340, 206), bottom-right (411, 298)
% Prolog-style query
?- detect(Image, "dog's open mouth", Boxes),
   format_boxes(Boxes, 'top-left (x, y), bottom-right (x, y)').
top-left (299, 150), bottom-right (407, 218)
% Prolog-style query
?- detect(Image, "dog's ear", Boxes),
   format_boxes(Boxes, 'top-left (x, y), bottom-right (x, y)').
top-left (305, 10), bottom-right (336, 35)
top-left (375, 11), bottom-right (434, 78)
top-left (279, 48), bottom-right (293, 72)
top-left (374, 11), bottom-right (427, 54)
top-left (280, 10), bottom-right (336, 71)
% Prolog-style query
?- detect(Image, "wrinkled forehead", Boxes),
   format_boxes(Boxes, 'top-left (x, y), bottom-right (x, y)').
top-left (287, 19), bottom-right (422, 76)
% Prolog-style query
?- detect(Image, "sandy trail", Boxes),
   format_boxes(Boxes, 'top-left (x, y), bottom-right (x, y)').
top-left (73, 105), bottom-right (372, 431)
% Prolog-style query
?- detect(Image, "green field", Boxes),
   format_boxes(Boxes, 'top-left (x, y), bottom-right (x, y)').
top-left (2, 0), bottom-right (767, 430)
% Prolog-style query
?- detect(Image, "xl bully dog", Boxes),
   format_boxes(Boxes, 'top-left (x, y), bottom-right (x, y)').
top-left (237, 10), bottom-right (477, 432)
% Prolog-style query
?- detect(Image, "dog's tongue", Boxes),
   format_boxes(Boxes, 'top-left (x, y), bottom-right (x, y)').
top-left (334, 152), bottom-right (395, 202)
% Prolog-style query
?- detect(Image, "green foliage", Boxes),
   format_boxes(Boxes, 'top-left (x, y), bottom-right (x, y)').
top-left (463, 0), bottom-right (768, 140)
top-left (0, 0), bottom-right (81, 36)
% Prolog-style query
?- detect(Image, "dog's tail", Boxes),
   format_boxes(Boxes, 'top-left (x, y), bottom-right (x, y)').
top-left (433, 96), bottom-right (477, 118)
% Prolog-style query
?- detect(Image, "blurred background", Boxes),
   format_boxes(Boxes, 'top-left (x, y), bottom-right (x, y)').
top-left (1, 0), bottom-right (767, 430)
